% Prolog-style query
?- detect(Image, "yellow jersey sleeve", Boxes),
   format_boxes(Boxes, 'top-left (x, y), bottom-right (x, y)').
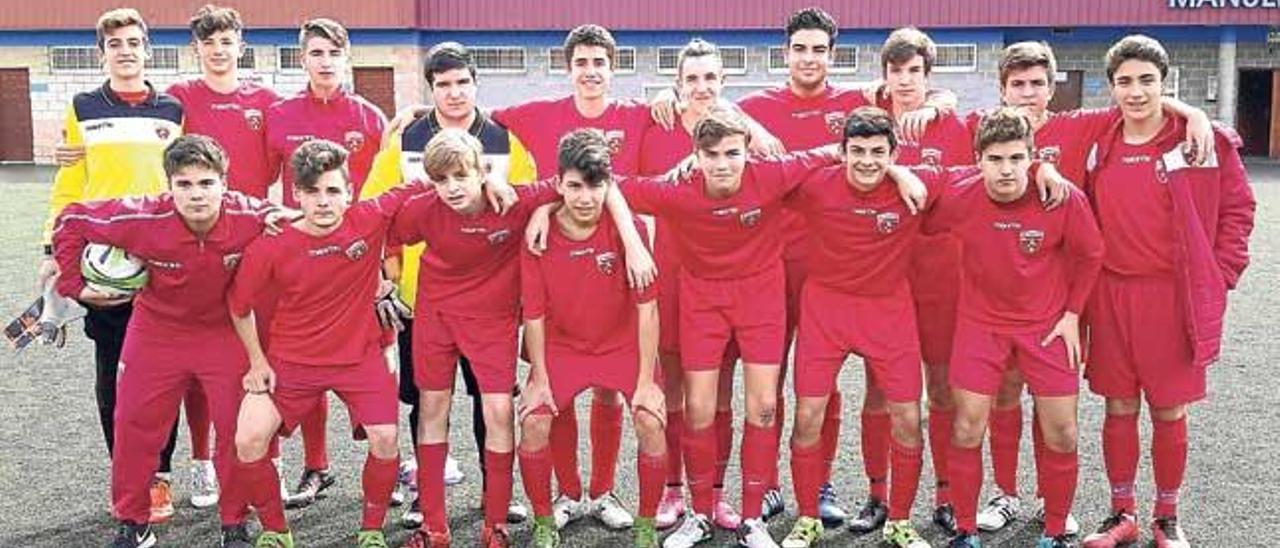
top-left (43, 105), bottom-right (87, 244)
top-left (508, 133), bottom-right (537, 185)
top-left (361, 132), bottom-right (404, 201)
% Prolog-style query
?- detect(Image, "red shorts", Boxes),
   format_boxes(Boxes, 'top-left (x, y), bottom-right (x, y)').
top-left (679, 264), bottom-right (785, 370)
top-left (414, 307), bottom-right (518, 394)
top-left (949, 319), bottom-right (1078, 398)
top-left (658, 263), bottom-right (682, 356)
top-left (784, 256), bottom-right (807, 339)
top-left (794, 283), bottom-right (922, 402)
top-left (271, 349), bottom-right (398, 439)
top-left (547, 344), bottom-right (654, 410)
top-left (910, 235), bottom-right (961, 366)
top-left (1085, 273), bottom-right (1203, 407)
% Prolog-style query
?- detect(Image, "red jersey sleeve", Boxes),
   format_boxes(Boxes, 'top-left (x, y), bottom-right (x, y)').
top-left (1062, 190), bottom-right (1105, 314)
top-left (616, 175), bottom-right (681, 216)
top-left (1053, 107), bottom-right (1120, 144)
top-left (628, 219), bottom-right (659, 305)
top-left (227, 238), bottom-right (275, 318)
top-left (1211, 127), bottom-right (1256, 289)
top-left (490, 102), bottom-right (533, 134)
top-left (750, 148), bottom-right (840, 200)
top-left (387, 190), bottom-right (435, 248)
top-left (50, 196), bottom-right (166, 299)
top-left (520, 244), bottom-right (549, 321)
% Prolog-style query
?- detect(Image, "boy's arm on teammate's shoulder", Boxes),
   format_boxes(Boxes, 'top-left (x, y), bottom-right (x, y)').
top-left (752, 144), bottom-right (842, 198)
top-left (611, 174), bottom-right (677, 216)
top-left (632, 299), bottom-right (663, 416)
top-left (606, 188), bottom-right (656, 291)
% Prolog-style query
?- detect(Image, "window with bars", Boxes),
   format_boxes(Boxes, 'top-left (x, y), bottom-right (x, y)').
top-left (548, 46), bottom-right (635, 74)
top-left (768, 45), bottom-right (857, 74)
top-left (278, 46), bottom-right (302, 71)
top-left (658, 45), bottom-right (747, 75)
top-left (472, 47), bottom-right (527, 73)
top-left (933, 44), bottom-right (978, 72)
top-left (238, 46), bottom-right (256, 70)
top-left (50, 47), bottom-right (100, 71)
top-left (150, 46), bottom-right (180, 72)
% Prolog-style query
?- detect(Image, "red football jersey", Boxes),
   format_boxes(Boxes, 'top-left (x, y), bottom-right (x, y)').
top-left (388, 182), bottom-right (560, 318)
top-left (1090, 140), bottom-right (1176, 276)
top-left (925, 176), bottom-right (1104, 331)
top-left (265, 87), bottom-right (386, 208)
top-left (620, 150), bottom-right (836, 280)
top-left (964, 107), bottom-right (1118, 185)
top-left (166, 79), bottom-right (281, 198)
top-left (492, 96), bottom-right (652, 179)
top-left (53, 192), bottom-right (272, 335)
top-left (228, 187), bottom-right (416, 365)
top-left (522, 212), bottom-right (656, 355)
top-left (738, 85), bottom-right (871, 261)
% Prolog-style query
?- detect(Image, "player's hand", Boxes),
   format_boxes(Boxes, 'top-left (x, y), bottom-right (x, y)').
top-left (243, 360), bottom-right (277, 394)
top-left (77, 286), bottom-right (131, 309)
top-left (518, 377), bottom-right (557, 422)
top-left (630, 379), bottom-right (666, 423)
top-left (748, 131), bottom-right (786, 157)
top-left (53, 143), bottom-right (86, 166)
top-left (861, 79), bottom-right (886, 104)
top-left (485, 179), bottom-right (519, 216)
top-left (665, 155), bottom-right (697, 182)
top-left (382, 104), bottom-right (430, 146)
top-left (1041, 311), bottom-right (1082, 370)
top-left (898, 107), bottom-right (938, 143)
top-left (36, 257), bottom-right (59, 293)
top-left (1035, 162), bottom-right (1072, 210)
top-left (650, 87), bottom-right (680, 130)
top-left (524, 202), bottom-right (559, 256)
top-left (1184, 111), bottom-right (1216, 166)
top-left (623, 239), bottom-right (657, 291)
top-left (262, 208), bottom-right (300, 236)
top-left (887, 166), bottom-right (928, 215)
top-left (375, 280), bottom-right (412, 331)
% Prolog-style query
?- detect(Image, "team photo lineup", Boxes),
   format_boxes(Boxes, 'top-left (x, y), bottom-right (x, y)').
top-left (29, 3), bottom-right (1257, 548)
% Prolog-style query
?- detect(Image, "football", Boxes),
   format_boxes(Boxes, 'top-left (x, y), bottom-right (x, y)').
top-left (80, 243), bottom-right (148, 297)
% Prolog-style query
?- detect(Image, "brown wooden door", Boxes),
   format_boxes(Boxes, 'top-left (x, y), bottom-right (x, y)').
top-left (353, 67), bottom-right (396, 120)
top-left (0, 68), bottom-right (33, 162)
top-left (1049, 70), bottom-right (1084, 113)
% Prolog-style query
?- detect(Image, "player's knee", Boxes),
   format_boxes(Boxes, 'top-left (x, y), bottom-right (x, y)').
top-left (633, 411), bottom-right (665, 450)
top-left (684, 394), bottom-right (716, 428)
top-left (234, 429), bottom-right (270, 461)
top-left (951, 414), bottom-right (985, 448)
top-left (1041, 421), bottom-right (1078, 453)
top-left (364, 425), bottom-right (399, 458)
top-left (1151, 404), bottom-right (1187, 422)
top-left (889, 404), bottom-right (924, 446)
top-left (419, 390), bottom-right (451, 421)
top-left (1106, 397), bottom-right (1141, 417)
top-left (746, 393), bottom-right (777, 427)
top-left (519, 414), bottom-right (552, 450)
top-left (791, 400), bottom-right (825, 444)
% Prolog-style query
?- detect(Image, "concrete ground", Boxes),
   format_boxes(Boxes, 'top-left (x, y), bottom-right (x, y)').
top-left (0, 164), bottom-right (1275, 547)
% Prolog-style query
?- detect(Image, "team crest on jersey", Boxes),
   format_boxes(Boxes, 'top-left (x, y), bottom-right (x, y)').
top-left (824, 111), bottom-right (847, 135)
top-left (875, 212), bottom-right (901, 234)
top-left (739, 207), bottom-right (762, 227)
top-left (154, 123), bottom-right (171, 141)
top-left (1037, 146), bottom-right (1061, 164)
top-left (244, 109), bottom-right (264, 132)
top-left (222, 253), bottom-right (242, 270)
top-left (487, 228), bottom-right (512, 245)
top-left (1154, 159), bottom-right (1169, 185)
top-left (604, 130), bottom-right (625, 156)
top-left (1019, 229), bottom-right (1045, 255)
top-left (921, 148), bottom-right (943, 167)
top-left (595, 251), bottom-right (619, 276)
top-left (344, 131), bottom-right (366, 153)
top-left (345, 240), bottom-right (369, 261)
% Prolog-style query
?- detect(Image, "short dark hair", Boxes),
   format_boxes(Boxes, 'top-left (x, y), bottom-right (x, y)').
top-left (96, 8), bottom-right (149, 51)
top-left (999, 41), bottom-right (1057, 88)
top-left (563, 24), bottom-right (617, 69)
top-left (163, 135), bottom-right (228, 179)
top-left (425, 41), bottom-right (477, 86)
top-left (842, 107), bottom-right (898, 153)
top-left (881, 27), bottom-right (936, 76)
top-left (557, 129), bottom-right (612, 185)
top-left (676, 38), bottom-right (720, 80)
top-left (189, 4), bottom-right (242, 42)
top-left (1105, 34), bottom-right (1169, 83)
top-left (299, 17), bottom-right (348, 50)
top-left (692, 107), bottom-right (752, 151)
top-left (975, 107), bottom-right (1035, 155)
top-left (290, 140), bottom-right (349, 190)
top-left (785, 7), bottom-right (838, 48)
